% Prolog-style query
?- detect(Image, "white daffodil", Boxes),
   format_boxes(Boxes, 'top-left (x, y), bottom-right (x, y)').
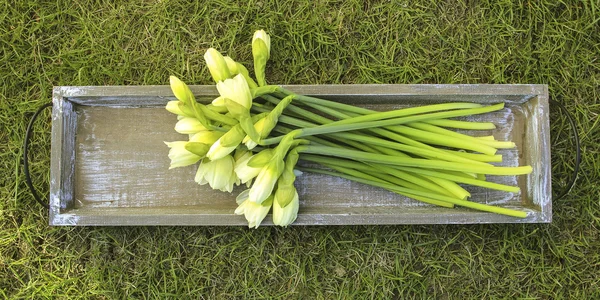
top-left (169, 76), bottom-right (194, 105)
top-left (206, 125), bottom-right (245, 161)
top-left (249, 159), bottom-right (284, 204)
top-left (223, 56), bottom-right (258, 89)
top-left (252, 30), bottom-right (271, 87)
top-left (215, 74), bottom-right (252, 110)
top-left (164, 141), bottom-right (201, 169)
top-left (242, 117), bottom-right (267, 150)
top-left (252, 29), bottom-right (271, 58)
top-left (273, 188), bottom-right (299, 227)
top-left (223, 56), bottom-right (240, 75)
top-left (189, 130), bottom-right (223, 145)
top-left (235, 189), bottom-right (272, 229)
top-left (234, 152), bottom-right (262, 185)
top-left (165, 101), bottom-right (193, 117)
top-left (206, 138), bottom-right (237, 161)
top-left (204, 48), bottom-right (231, 82)
top-left (194, 156), bottom-right (238, 193)
top-left (174, 117), bottom-right (207, 134)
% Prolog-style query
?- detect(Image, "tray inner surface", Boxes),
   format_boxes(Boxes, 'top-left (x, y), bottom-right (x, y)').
top-left (71, 98), bottom-right (535, 215)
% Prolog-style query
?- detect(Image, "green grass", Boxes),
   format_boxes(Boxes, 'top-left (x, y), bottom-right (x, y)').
top-left (1, 0), bottom-right (599, 298)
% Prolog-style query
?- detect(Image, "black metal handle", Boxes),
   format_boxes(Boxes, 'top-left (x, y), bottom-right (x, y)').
top-left (23, 102), bottom-right (53, 209)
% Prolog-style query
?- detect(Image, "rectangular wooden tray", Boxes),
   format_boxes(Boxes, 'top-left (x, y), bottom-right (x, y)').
top-left (50, 84), bottom-right (551, 226)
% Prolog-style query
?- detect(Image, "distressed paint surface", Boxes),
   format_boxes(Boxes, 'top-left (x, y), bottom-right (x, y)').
top-left (50, 85), bottom-right (551, 226)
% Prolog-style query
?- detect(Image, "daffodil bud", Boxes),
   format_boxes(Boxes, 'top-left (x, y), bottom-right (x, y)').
top-left (174, 117), bottom-right (208, 134)
top-left (214, 74), bottom-right (253, 110)
top-left (274, 149), bottom-right (300, 208)
top-left (252, 30), bottom-right (271, 87)
top-left (195, 156), bottom-right (238, 192)
top-left (235, 190), bottom-right (273, 229)
top-left (204, 48), bottom-right (231, 82)
top-left (252, 30), bottom-right (271, 58)
top-left (165, 101), bottom-right (194, 117)
top-left (235, 61), bottom-right (258, 89)
top-left (189, 131), bottom-right (223, 145)
top-left (249, 158), bottom-right (284, 204)
top-left (169, 76), bottom-right (195, 106)
top-left (223, 56), bottom-right (240, 75)
top-left (246, 149), bottom-right (274, 168)
top-left (164, 141), bottom-right (202, 169)
top-left (242, 117), bottom-right (267, 149)
top-left (273, 189), bottom-right (299, 227)
top-left (234, 151), bottom-right (262, 185)
top-left (206, 125), bottom-right (245, 160)
top-left (184, 142), bottom-right (210, 157)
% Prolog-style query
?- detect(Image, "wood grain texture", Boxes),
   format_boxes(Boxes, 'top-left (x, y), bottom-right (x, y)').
top-left (50, 85), bottom-right (550, 226)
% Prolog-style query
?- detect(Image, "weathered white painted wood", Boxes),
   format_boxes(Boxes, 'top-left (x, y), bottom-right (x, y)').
top-left (50, 85), bottom-right (551, 226)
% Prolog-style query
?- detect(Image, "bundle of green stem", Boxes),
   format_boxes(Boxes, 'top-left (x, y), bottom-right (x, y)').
top-left (164, 30), bottom-right (532, 228)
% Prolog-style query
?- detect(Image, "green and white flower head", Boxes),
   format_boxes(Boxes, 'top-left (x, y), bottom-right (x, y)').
top-left (169, 76), bottom-right (194, 105)
top-left (223, 56), bottom-right (258, 89)
top-left (234, 152), bottom-right (262, 185)
top-left (214, 74), bottom-right (253, 110)
top-left (174, 117), bottom-right (207, 134)
top-left (204, 48), bottom-right (231, 83)
top-left (195, 156), bottom-right (238, 193)
top-left (235, 189), bottom-right (273, 229)
top-left (189, 130), bottom-right (223, 145)
top-left (206, 139), bottom-right (237, 161)
top-left (249, 158), bottom-right (284, 204)
top-left (223, 56), bottom-right (240, 75)
top-left (164, 141), bottom-right (202, 169)
top-left (252, 30), bottom-right (271, 87)
top-left (242, 117), bottom-right (267, 150)
top-left (165, 101), bottom-right (194, 117)
top-left (252, 29), bottom-right (271, 58)
top-left (206, 125), bottom-right (245, 161)
top-left (273, 188), bottom-right (299, 227)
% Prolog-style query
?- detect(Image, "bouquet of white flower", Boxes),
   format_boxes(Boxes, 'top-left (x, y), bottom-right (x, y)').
top-left (164, 30), bottom-right (532, 228)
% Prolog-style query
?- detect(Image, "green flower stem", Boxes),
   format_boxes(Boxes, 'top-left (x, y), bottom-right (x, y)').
top-left (300, 154), bottom-right (458, 199)
top-left (300, 140), bottom-right (475, 200)
top-left (274, 123), bottom-right (398, 156)
top-left (260, 104), bottom-right (505, 146)
top-left (316, 103), bottom-right (505, 130)
top-left (266, 108), bottom-right (487, 165)
top-left (304, 101), bottom-right (484, 127)
top-left (423, 119), bottom-right (496, 130)
top-left (329, 132), bottom-right (491, 166)
top-left (301, 153), bottom-right (518, 198)
top-left (440, 150), bottom-right (502, 163)
top-left (261, 95), bottom-right (332, 124)
top-left (298, 166), bottom-right (455, 208)
top-left (208, 125), bottom-right (230, 132)
top-left (425, 176), bottom-right (470, 200)
top-left (296, 101), bottom-right (495, 164)
top-left (199, 105), bottom-right (239, 126)
top-left (296, 145), bottom-right (533, 176)
top-left (387, 125), bottom-right (498, 155)
top-left (275, 87), bottom-right (374, 114)
top-left (297, 167), bottom-right (527, 218)
top-left (325, 164), bottom-right (457, 208)
top-left (258, 102), bottom-right (494, 165)
top-left (361, 168), bottom-right (453, 198)
top-left (255, 105), bottom-right (412, 157)
top-left (391, 166), bottom-right (520, 193)
top-left (251, 86), bottom-right (281, 98)
top-left (406, 122), bottom-right (516, 149)
top-left (206, 104), bottom-right (229, 114)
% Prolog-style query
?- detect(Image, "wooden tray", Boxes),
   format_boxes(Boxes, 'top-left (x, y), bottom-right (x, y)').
top-left (50, 84), bottom-right (551, 226)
